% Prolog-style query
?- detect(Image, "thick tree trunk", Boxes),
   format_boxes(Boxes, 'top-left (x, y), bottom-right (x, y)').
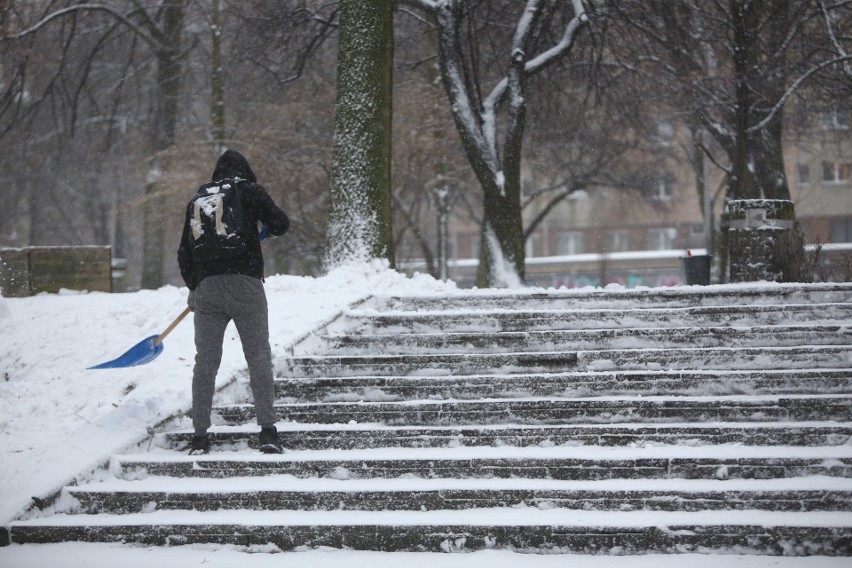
top-left (729, 0), bottom-right (760, 201)
top-left (477, 185), bottom-right (525, 287)
top-left (753, 116), bottom-right (791, 200)
top-left (141, 0), bottom-right (186, 289)
top-left (725, 0), bottom-right (803, 281)
top-left (325, 0), bottom-right (395, 269)
top-left (477, 31), bottom-right (527, 287)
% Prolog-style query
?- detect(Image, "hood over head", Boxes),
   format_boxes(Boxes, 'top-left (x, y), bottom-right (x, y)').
top-left (212, 149), bottom-right (257, 183)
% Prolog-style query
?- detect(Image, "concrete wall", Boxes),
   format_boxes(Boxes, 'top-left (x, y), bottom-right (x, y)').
top-left (0, 246), bottom-right (112, 297)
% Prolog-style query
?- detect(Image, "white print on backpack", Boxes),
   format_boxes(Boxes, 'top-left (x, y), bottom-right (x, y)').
top-left (191, 183), bottom-right (235, 241)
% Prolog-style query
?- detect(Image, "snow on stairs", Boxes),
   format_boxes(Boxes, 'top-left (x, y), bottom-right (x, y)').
top-left (7, 283), bottom-right (852, 555)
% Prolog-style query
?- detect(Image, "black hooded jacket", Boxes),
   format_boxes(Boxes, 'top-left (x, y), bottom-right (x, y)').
top-left (178, 150), bottom-right (289, 290)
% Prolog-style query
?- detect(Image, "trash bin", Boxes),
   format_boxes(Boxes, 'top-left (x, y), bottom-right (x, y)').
top-left (681, 253), bottom-right (712, 285)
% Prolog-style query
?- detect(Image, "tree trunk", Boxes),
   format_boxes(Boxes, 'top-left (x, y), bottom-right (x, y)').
top-left (477, 28), bottom-right (527, 288)
top-left (729, 0), bottom-right (760, 201)
top-left (753, 116), bottom-right (791, 200)
top-left (141, 0), bottom-right (187, 289)
top-left (154, 0), bottom-right (186, 152)
top-left (140, 179), bottom-right (165, 290)
top-left (325, 0), bottom-right (395, 270)
top-left (477, 185), bottom-right (525, 287)
top-left (748, 0), bottom-right (791, 202)
top-left (726, 0), bottom-right (803, 281)
top-left (433, 4), bottom-right (527, 288)
top-left (210, 0), bottom-right (226, 147)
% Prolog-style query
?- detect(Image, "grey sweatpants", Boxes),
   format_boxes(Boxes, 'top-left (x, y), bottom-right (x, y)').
top-left (191, 274), bottom-right (277, 435)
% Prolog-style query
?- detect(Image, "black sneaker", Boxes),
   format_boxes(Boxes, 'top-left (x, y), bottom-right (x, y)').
top-left (189, 434), bottom-right (209, 455)
top-left (259, 426), bottom-right (283, 454)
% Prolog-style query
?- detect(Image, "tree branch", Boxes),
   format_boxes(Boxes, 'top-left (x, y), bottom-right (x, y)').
top-left (483, 0), bottom-right (589, 113)
top-left (747, 54), bottom-right (852, 133)
top-left (405, 0), bottom-right (438, 11)
top-left (4, 3), bottom-right (161, 48)
top-left (819, 0), bottom-right (852, 79)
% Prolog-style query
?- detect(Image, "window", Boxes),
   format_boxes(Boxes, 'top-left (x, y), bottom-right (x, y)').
top-left (690, 223), bottom-right (706, 238)
top-left (610, 230), bottom-right (630, 252)
top-left (646, 172), bottom-right (675, 202)
top-left (526, 233), bottom-right (541, 258)
top-left (819, 109), bottom-right (850, 130)
top-left (556, 231), bottom-right (584, 255)
top-left (653, 178), bottom-right (673, 201)
top-left (831, 220), bottom-right (852, 243)
top-left (652, 121), bottom-right (674, 146)
top-left (822, 161), bottom-right (851, 183)
top-left (455, 233), bottom-right (478, 260)
top-left (469, 236), bottom-right (479, 260)
top-left (647, 227), bottom-right (676, 250)
top-left (797, 163), bottom-right (810, 186)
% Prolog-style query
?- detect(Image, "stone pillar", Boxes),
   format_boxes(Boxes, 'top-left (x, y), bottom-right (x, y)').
top-left (728, 199), bottom-right (802, 283)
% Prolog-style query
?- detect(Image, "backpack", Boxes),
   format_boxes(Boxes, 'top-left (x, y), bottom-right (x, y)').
top-left (187, 178), bottom-right (251, 263)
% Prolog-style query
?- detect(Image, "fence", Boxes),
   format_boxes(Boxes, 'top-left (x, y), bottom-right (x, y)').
top-left (400, 244), bottom-right (852, 288)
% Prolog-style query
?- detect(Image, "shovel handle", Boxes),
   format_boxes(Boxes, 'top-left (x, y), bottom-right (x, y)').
top-left (154, 306), bottom-right (191, 346)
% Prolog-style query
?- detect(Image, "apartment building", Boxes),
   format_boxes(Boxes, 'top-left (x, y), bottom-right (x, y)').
top-left (425, 112), bottom-right (851, 288)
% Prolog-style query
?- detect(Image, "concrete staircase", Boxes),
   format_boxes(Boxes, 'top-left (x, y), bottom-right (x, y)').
top-left (6, 283), bottom-right (852, 554)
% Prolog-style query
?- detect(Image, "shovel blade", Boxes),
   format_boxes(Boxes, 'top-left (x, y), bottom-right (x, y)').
top-left (88, 335), bottom-right (164, 369)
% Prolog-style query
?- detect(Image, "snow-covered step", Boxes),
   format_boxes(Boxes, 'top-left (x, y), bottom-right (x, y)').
top-left (215, 394), bottom-right (852, 426)
top-left (351, 303), bottom-right (852, 334)
top-left (318, 325), bottom-right (850, 355)
top-left (159, 421), bottom-right (852, 451)
top-left (113, 444), bottom-right (852, 481)
top-left (66, 476), bottom-right (852, 514)
top-left (9, 508), bottom-right (852, 554)
top-left (575, 345), bottom-right (852, 372)
top-left (277, 369), bottom-right (852, 400)
top-left (7, 283), bottom-right (849, 555)
top-left (280, 345), bottom-right (852, 378)
top-left (370, 283), bottom-right (852, 313)
top-left (279, 351), bottom-right (579, 377)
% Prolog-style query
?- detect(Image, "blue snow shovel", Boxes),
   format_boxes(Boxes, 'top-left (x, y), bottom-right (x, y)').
top-left (88, 307), bottom-right (191, 369)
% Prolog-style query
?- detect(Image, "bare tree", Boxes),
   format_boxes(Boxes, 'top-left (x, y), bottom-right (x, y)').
top-left (0, 3), bottom-right (147, 253)
top-left (521, 51), bottom-right (657, 241)
top-left (0, 0), bottom-right (195, 287)
top-left (607, 0), bottom-right (852, 280)
top-left (405, 0), bottom-right (591, 287)
top-left (610, 1), bottom-right (852, 201)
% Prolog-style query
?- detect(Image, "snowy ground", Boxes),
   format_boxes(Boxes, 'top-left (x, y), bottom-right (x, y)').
top-left (3, 544), bottom-right (851, 568)
top-left (0, 262), bottom-right (848, 566)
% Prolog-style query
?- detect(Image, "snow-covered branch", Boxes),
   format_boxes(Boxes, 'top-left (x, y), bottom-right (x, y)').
top-left (513, 0), bottom-right (542, 51)
top-left (819, 0), bottom-right (852, 79)
top-left (525, 0), bottom-right (589, 75)
top-left (748, 54), bottom-right (852, 133)
top-left (408, 0), bottom-right (438, 9)
top-left (410, 0), bottom-right (594, 285)
top-left (483, 0), bottom-right (589, 112)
